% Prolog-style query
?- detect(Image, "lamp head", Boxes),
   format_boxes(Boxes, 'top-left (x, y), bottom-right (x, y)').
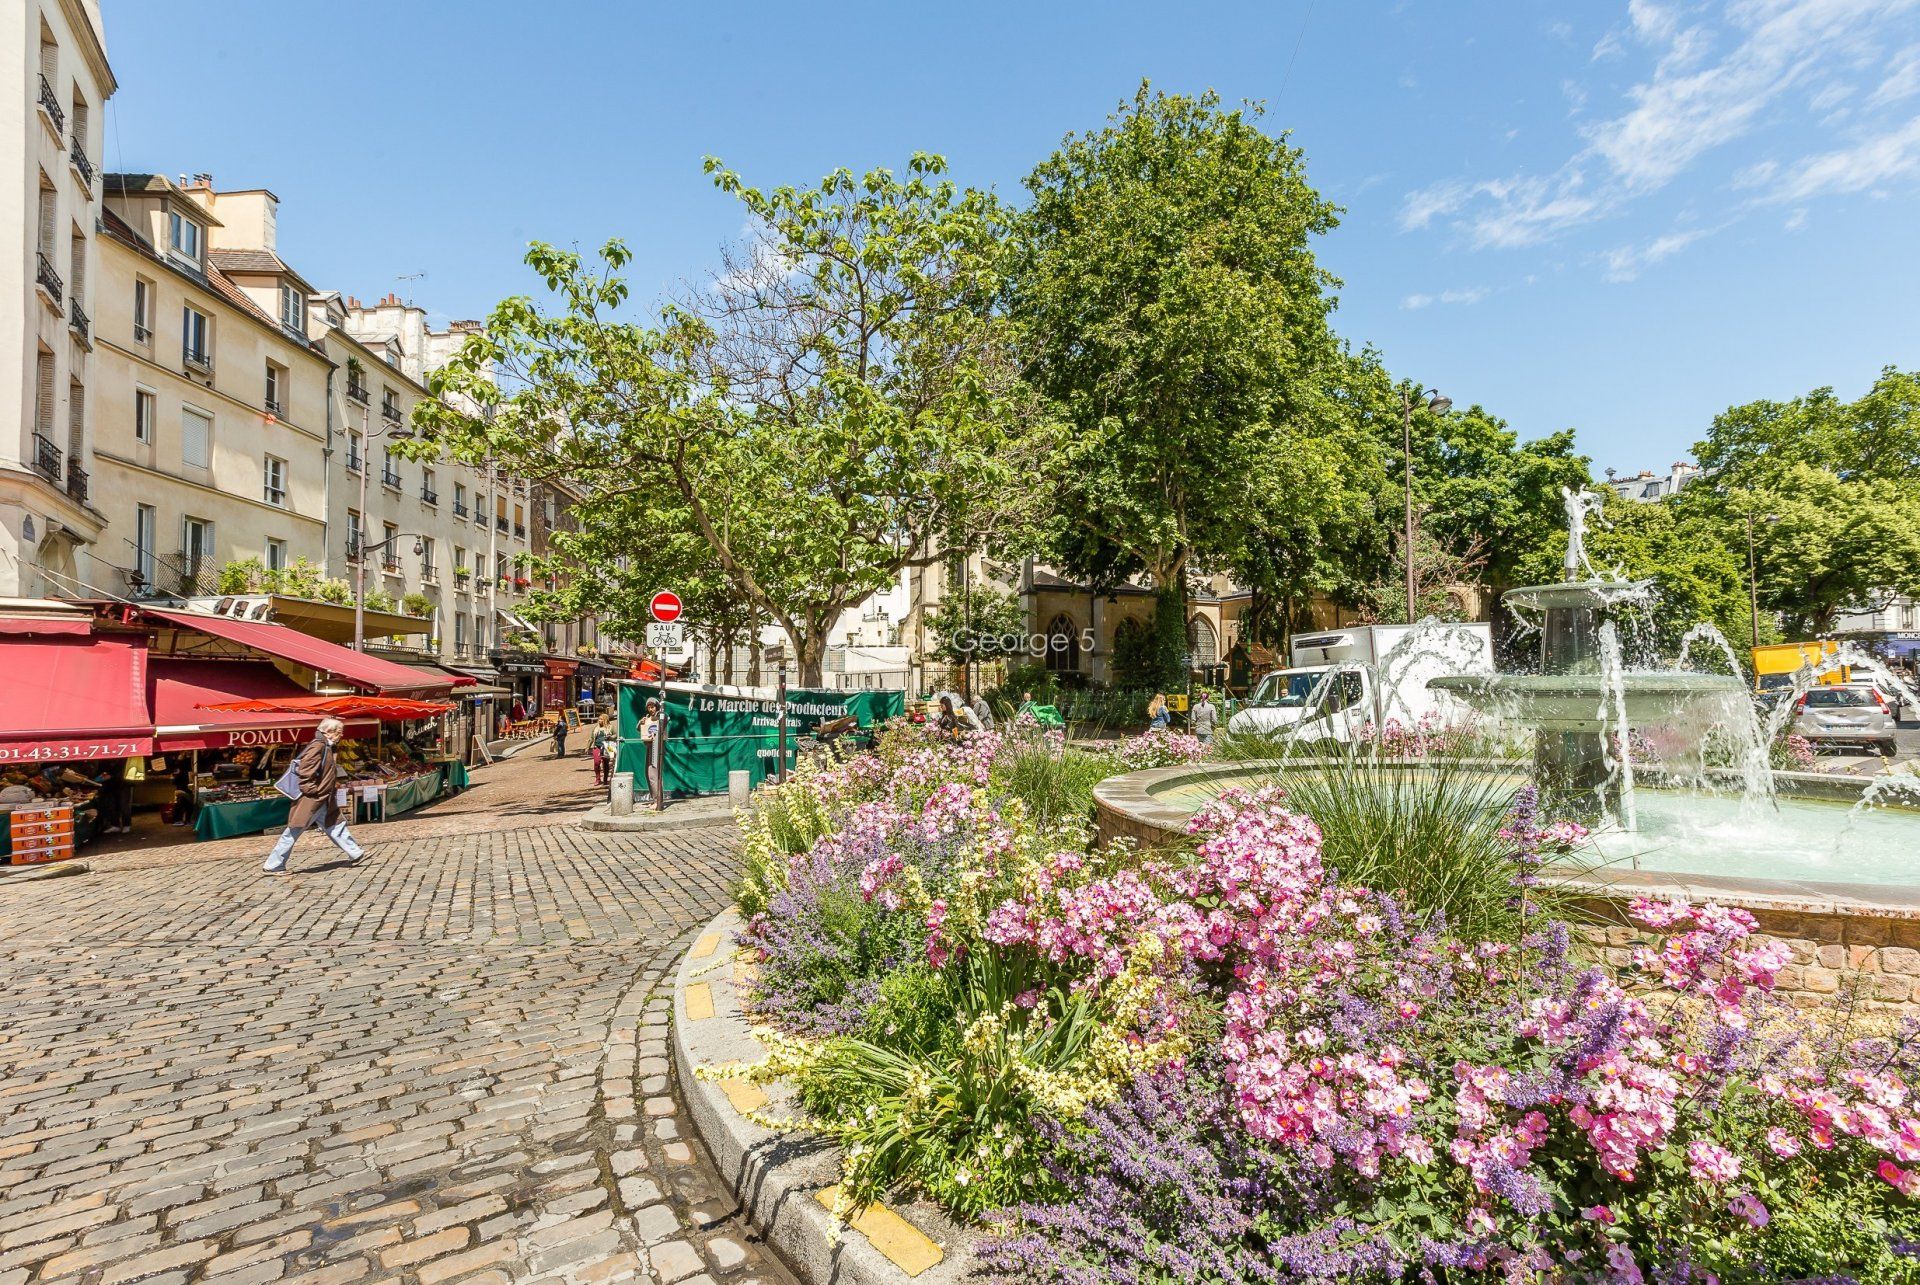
top-left (1426, 392), bottom-right (1453, 414)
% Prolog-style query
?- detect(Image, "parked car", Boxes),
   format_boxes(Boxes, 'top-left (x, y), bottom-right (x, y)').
top-left (1790, 683), bottom-right (1899, 756)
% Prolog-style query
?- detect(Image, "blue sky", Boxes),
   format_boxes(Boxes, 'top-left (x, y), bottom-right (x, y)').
top-left (99, 0), bottom-right (1920, 475)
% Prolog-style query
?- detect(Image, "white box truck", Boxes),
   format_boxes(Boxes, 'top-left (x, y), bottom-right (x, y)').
top-left (1224, 622), bottom-right (1495, 744)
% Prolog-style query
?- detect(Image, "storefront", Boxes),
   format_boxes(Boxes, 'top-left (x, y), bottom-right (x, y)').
top-left (541, 659), bottom-right (578, 713)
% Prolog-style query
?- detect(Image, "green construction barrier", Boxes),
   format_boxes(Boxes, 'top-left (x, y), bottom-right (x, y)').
top-left (614, 684), bottom-right (904, 797)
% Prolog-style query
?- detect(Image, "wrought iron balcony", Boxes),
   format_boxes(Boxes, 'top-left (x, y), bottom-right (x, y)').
top-left (421, 564), bottom-right (438, 582)
top-left (495, 515), bottom-right (509, 532)
top-left (37, 75), bottom-right (63, 134)
top-left (381, 402), bottom-right (402, 424)
top-left (381, 466), bottom-right (402, 489)
top-left (65, 461), bottom-right (88, 503)
top-left (183, 347), bottom-right (212, 375)
top-left (68, 299), bottom-right (88, 341)
top-left (452, 500), bottom-right (469, 518)
top-left (31, 434), bottom-right (62, 485)
top-left (513, 523), bottom-right (526, 540)
top-left (133, 321), bottom-right (151, 343)
top-left (69, 140), bottom-right (93, 188)
top-left (345, 450), bottom-right (363, 474)
top-left (36, 252), bottom-right (62, 305)
top-left (265, 397), bottom-right (284, 417)
top-left (346, 380), bottom-right (369, 404)
top-left (421, 487), bottom-right (439, 506)
top-left (381, 555), bottom-right (401, 574)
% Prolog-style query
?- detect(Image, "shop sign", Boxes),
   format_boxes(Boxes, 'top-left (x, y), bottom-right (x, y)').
top-left (219, 727), bottom-right (306, 748)
top-left (0, 737), bottom-right (152, 763)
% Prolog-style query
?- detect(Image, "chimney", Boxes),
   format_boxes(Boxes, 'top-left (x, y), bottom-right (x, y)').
top-left (188, 173), bottom-right (213, 190)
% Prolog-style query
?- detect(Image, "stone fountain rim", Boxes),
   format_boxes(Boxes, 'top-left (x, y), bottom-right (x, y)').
top-left (1092, 758), bottom-right (1920, 921)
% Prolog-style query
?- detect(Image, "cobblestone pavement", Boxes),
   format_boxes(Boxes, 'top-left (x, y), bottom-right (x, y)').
top-left (0, 818), bottom-right (794, 1285)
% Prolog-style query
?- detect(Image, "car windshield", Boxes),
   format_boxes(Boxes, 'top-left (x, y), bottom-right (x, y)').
top-left (1804, 688), bottom-right (1876, 708)
top-left (1250, 672), bottom-right (1323, 707)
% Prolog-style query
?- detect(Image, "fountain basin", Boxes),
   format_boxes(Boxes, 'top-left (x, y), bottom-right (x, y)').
top-left (1430, 672), bottom-right (1749, 732)
top-left (1093, 761), bottom-right (1920, 1007)
top-left (1503, 581), bottom-right (1654, 614)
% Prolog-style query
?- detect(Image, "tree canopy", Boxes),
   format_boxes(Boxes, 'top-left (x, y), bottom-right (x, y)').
top-left (417, 155), bottom-right (1056, 685)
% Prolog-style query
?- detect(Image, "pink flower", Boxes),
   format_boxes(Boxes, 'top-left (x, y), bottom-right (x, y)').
top-left (1764, 1127), bottom-right (1802, 1158)
top-left (1880, 1159), bottom-right (1920, 1197)
top-left (1727, 1192), bottom-right (1769, 1228)
top-left (1686, 1139), bottom-right (1741, 1184)
top-left (1605, 1243), bottom-right (1643, 1284)
top-left (1581, 1204), bottom-right (1616, 1224)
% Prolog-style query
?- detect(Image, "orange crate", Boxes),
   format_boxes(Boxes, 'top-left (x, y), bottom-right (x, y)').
top-left (12, 840), bottom-right (75, 865)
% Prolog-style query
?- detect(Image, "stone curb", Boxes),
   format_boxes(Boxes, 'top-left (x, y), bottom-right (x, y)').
top-left (579, 802), bottom-right (740, 832)
top-left (672, 909), bottom-right (975, 1285)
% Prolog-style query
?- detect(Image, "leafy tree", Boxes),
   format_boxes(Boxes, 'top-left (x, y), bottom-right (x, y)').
top-left (924, 588), bottom-right (1028, 664)
top-left (1690, 368), bottom-right (1920, 635)
top-left (418, 155), bottom-right (1054, 686)
top-left (1009, 85), bottom-right (1351, 688)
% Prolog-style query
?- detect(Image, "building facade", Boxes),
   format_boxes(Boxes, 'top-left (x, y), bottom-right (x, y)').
top-left (2, 0), bottom-right (114, 596)
top-left (1604, 461), bottom-right (1705, 502)
top-left (91, 175), bottom-right (333, 597)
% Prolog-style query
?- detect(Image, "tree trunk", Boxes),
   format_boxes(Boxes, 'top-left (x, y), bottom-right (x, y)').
top-left (1151, 581), bottom-right (1188, 693)
top-left (747, 610), bottom-right (763, 688)
top-left (722, 631), bottom-right (736, 685)
top-left (796, 631), bottom-right (827, 689)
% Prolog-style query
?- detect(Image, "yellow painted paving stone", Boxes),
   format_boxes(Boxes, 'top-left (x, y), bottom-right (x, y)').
top-left (690, 933), bottom-right (721, 959)
top-left (813, 1186), bottom-right (943, 1277)
top-left (683, 981), bottom-right (715, 1022)
top-left (718, 1078), bottom-right (769, 1114)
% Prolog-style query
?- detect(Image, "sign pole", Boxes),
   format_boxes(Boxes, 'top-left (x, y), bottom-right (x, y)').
top-left (776, 667), bottom-right (788, 785)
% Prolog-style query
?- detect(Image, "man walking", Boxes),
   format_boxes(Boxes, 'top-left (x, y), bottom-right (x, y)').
top-left (262, 718), bottom-right (364, 875)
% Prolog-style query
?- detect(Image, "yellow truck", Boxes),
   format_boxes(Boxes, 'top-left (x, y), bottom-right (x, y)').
top-left (1752, 641), bottom-right (1843, 697)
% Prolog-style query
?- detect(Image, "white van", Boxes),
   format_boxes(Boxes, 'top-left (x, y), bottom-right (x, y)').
top-left (1225, 622), bottom-right (1494, 745)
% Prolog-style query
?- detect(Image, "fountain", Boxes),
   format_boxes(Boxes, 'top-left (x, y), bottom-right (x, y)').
top-left (1429, 487), bottom-right (1755, 824)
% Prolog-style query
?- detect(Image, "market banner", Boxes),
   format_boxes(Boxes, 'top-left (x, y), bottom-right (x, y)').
top-left (614, 684), bottom-right (904, 796)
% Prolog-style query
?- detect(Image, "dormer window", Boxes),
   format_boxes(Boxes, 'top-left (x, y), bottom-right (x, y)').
top-left (168, 210), bottom-right (202, 264)
top-left (279, 284), bottom-right (304, 331)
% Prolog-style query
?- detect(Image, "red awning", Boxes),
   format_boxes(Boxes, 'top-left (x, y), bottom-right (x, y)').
top-left (0, 638), bottom-right (154, 762)
top-left (197, 695), bottom-right (452, 720)
top-left (148, 659), bottom-right (374, 751)
top-left (0, 616), bottom-right (93, 637)
top-left (145, 608), bottom-right (451, 694)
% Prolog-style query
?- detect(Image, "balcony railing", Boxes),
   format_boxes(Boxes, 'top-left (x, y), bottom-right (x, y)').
top-left (69, 140), bottom-right (93, 189)
top-left (422, 565), bottom-right (438, 583)
top-left (265, 397), bottom-right (284, 417)
top-left (133, 321), bottom-right (151, 343)
top-left (452, 500), bottom-right (469, 518)
top-left (345, 451), bottom-right (363, 474)
top-left (184, 347), bottom-right (212, 375)
top-left (35, 253), bottom-right (62, 305)
top-left (37, 75), bottom-right (63, 134)
top-left (381, 402), bottom-right (402, 424)
top-left (473, 509), bottom-right (487, 527)
top-left (31, 434), bottom-right (62, 485)
top-left (68, 299), bottom-right (88, 341)
top-left (513, 523), bottom-right (526, 540)
top-left (381, 467), bottom-right (401, 489)
top-left (421, 487), bottom-right (439, 506)
top-left (380, 555), bottom-right (401, 574)
top-left (65, 461), bottom-right (88, 503)
top-left (346, 381), bottom-right (369, 404)
top-left (495, 515), bottom-right (509, 532)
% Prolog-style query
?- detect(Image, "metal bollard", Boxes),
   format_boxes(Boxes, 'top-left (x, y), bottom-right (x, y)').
top-left (728, 769), bottom-right (750, 805)
top-left (610, 772), bottom-right (635, 816)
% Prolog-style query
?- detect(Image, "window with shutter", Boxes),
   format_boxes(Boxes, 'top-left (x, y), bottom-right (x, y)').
top-left (67, 381), bottom-right (84, 460)
top-left (38, 186), bottom-right (57, 258)
top-left (182, 408), bottom-right (211, 468)
top-left (35, 352), bottom-right (55, 436)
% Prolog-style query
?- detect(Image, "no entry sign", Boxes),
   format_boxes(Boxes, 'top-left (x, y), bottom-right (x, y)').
top-left (650, 590), bottom-right (683, 623)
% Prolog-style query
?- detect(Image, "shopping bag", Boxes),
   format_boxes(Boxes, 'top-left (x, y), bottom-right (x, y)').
top-left (273, 763), bottom-right (302, 801)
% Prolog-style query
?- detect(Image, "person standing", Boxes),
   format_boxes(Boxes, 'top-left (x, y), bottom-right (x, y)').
top-left (1147, 693), bottom-right (1171, 730)
top-left (1191, 690), bottom-right (1218, 744)
top-left (589, 713), bottom-right (613, 786)
top-left (970, 692), bottom-right (994, 732)
top-left (262, 719), bottom-right (363, 875)
top-left (552, 715), bottom-right (570, 758)
top-left (639, 698), bottom-right (664, 810)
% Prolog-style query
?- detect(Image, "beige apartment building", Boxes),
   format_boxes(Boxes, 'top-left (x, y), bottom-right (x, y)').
top-left (2, 0), bottom-right (114, 596)
top-left (91, 175), bottom-right (332, 595)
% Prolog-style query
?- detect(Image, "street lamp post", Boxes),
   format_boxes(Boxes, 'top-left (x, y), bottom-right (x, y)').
top-left (350, 402), bottom-right (413, 652)
top-left (1400, 387), bottom-right (1452, 623)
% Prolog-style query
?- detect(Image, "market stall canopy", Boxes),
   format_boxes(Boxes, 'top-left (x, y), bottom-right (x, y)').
top-left (142, 608), bottom-right (452, 694)
top-left (197, 695), bottom-right (452, 720)
top-left (149, 659), bottom-right (375, 751)
top-left (0, 637), bottom-right (154, 762)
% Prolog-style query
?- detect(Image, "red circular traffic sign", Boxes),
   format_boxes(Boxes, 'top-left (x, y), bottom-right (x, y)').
top-left (650, 591), bottom-right (683, 623)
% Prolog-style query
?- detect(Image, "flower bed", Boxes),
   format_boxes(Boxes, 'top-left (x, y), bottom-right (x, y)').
top-left (725, 728), bottom-right (1920, 1281)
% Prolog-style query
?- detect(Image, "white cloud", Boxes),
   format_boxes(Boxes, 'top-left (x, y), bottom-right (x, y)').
top-left (1564, 78), bottom-right (1591, 114)
top-left (1784, 206), bottom-right (1810, 228)
top-left (1401, 287), bottom-right (1491, 310)
top-left (1399, 0), bottom-right (1920, 269)
top-left (1872, 45), bottom-right (1920, 106)
top-left (1758, 113), bottom-right (1920, 201)
top-left (1604, 227), bottom-right (1714, 281)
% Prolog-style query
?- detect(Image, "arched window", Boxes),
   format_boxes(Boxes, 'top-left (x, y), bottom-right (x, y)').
top-left (1045, 612), bottom-right (1079, 673)
top-left (1188, 615), bottom-right (1218, 669)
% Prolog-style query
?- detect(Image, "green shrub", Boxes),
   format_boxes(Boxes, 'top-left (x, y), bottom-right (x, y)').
top-left (993, 745), bottom-right (1118, 828)
top-left (215, 558), bottom-right (265, 594)
top-left (401, 591), bottom-right (433, 617)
